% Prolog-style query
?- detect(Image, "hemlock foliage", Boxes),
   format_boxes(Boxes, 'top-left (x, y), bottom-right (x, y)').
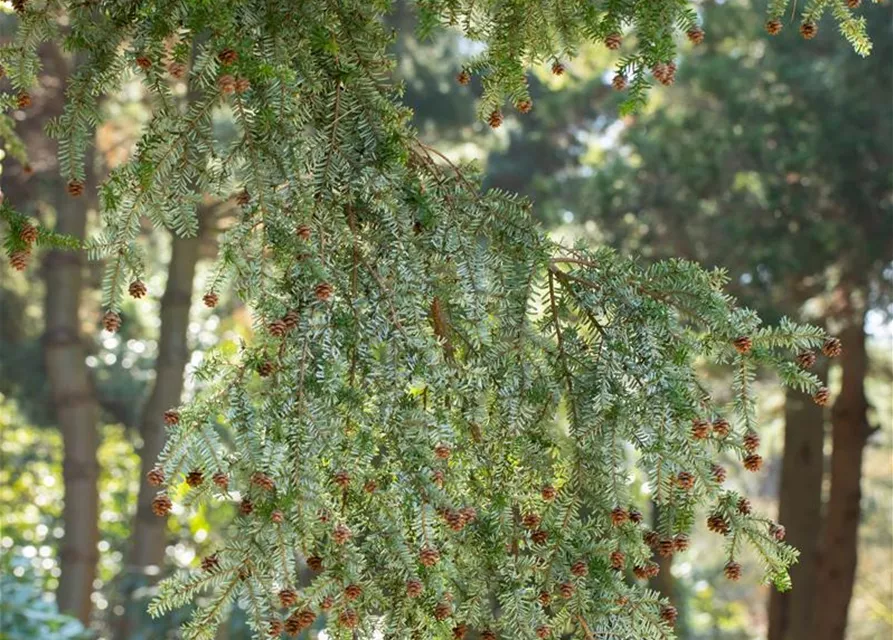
top-left (0, 1), bottom-right (872, 638)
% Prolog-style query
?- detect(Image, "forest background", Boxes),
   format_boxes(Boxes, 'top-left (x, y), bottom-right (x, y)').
top-left (0, 1), bottom-right (890, 639)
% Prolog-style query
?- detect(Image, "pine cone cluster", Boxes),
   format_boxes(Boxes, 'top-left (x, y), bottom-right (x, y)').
top-left (604, 32), bottom-right (622, 50)
top-left (712, 417), bottom-right (730, 438)
top-left (743, 453), bottom-right (763, 472)
top-left (212, 472), bottom-right (229, 489)
top-left (610, 506), bottom-right (629, 526)
top-left (797, 351), bottom-right (817, 369)
top-left (406, 579), bottom-right (423, 598)
top-left (333, 523), bottom-right (352, 545)
top-left (691, 419), bottom-right (711, 439)
top-left (673, 533), bottom-right (690, 552)
top-left (252, 472), bottom-right (275, 491)
top-left (152, 494), bottom-right (172, 516)
top-left (487, 109), bottom-right (503, 129)
top-left (186, 470), bottom-right (204, 487)
top-left (103, 311), bottom-right (122, 333)
top-left (147, 467), bottom-right (165, 486)
top-left (344, 583), bottom-right (363, 600)
top-left (707, 513), bottom-right (730, 535)
top-left (315, 282), bottom-right (333, 301)
top-left (633, 563), bottom-right (660, 579)
top-left (822, 337), bottom-right (842, 358)
top-left (652, 62), bottom-right (676, 86)
top-left (203, 292), bottom-right (219, 308)
top-left (733, 336), bottom-right (753, 354)
top-left (129, 280), bottom-right (147, 298)
top-left (419, 545), bottom-right (441, 567)
top-left (724, 561), bottom-right (742, 581)
top-left (743, 430), bottom-right (760, 452)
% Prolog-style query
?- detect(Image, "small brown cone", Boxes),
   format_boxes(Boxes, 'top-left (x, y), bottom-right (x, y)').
top-left (629, 507), bottom-right (643, 524)
top-left (315, 282), bottom-right (333, 302)
top-left (419, 545), bottom-right (440, 567)
top-left (766, 19), bottom-right (783, 35)
top-left (147, 467), bottom-right (165, 486)
top-left (724, 561), bottom-right (742, 581)
top-left (541, 484), bottom-right (556, 501)
top-left (707, 513), bottom-right (730, 535)
top-left (673, 533), bottom-right (690, 552)
top-left (687, 26), bottom-right (705, 45)
top-left (17, 92), bottom-right (32, 109)
top-left (218, 49), bottom-right (238, 65)
top-left (103, 311), bottom-right (122, 333)
top-left (661, 605), bottom-right (678, 625)
top-left (813, 386), bottom-right (831, 406)
top-left (296, 224), bottom-right (312, 241)
top-left (743, 453), bottom-right (763, 472)
top-left (800, 22), bottom-right (818, 39)
top-left (658, 538), bottom-right (675, 557)
top-left (570, 560), bottom-right (588, 577)
top-left (67, 180), bottom-right (85, 197)
top-left (163, 409), bottom-right (180, 426)
top-left (201, 553), bottom-right (220, 572)
top-left (611, 73), bottom-right (627, 91)
top-left (611, 506), bottom-right (629, 526)
top-left (129, 280), bottom-right (147, 299)
top-left (846, 0), bottom-right (861, 6)
top-left (136, 56), bottom-right (152, 70)
top-left (737, 497), bottom-right (752, 515)
top-left (516, 99), bottom-right (532, 114)
top-left (797, 351), bottom-right (817, 369)
top-left (235, 189), bottom-right (250, 206)
top-left (733, 336), bottom-right (753, 354)
top-left (169, 62), bottom-right (187, 79)
top-left (676, 471), bottom-right (695, 490)
top-left (456, 70), bottom-right (471, 85)
top-left (239, 498), bottom-right (254, 516)
top-left (610, 550), bottom-right (625, 570)
top-left (406, 579), bottom-right (423, 598)
top-left (333, 523), bottom-right (352, 545)
top-left (822, 337), bottom-right (842, 358)
top-left (219, 74), bottom-right (236, 94)
top-left (344, 583), bottom-right (362, 600)
top-left (558, 582), bottom-right (575, 598)
top-left (278, 588), bottom-right (298, 608)
top-left (691, 419), bottom-right (711, 439)
top-left (743, 430), bottom-right (760, 452)
top-left (212, 472), bottom-right (229, 489)
top-left (234, 77), bottom-right (250, 94)
top-left (9, 250), bottom-right (29, 271)
top-left (487, 109), bottom-right (503, 129)
top-left (152, 494), bottom-right (172, 516)
top-left (338, 609), bottom-right (358, 628)
top-left (203, 292), bottom-right (219, 308)
top-left (268, 619), bottom-right (283, 636)
top-left (712, 417), bottom-right (731, 438)
top-left (551, 61), bottom-right (565, 76)
top-left (433, 601), bottom-right (452, 621)
top-left (19, 223), bottom-right (38, 244)
top-left (186, 470), bottom-right (204, 487)
top-left (536, 625), bottom-right (551, 638)
top-left (269, 319), bottom-right (288, 338)
top-left (306, 555), bottom-right (323, 572)
top-left (434, 443), bottom-right (452, 460)
top-left (251, 471), bottom-right (275, 491)
top-left (711, 463), bottom-right (727, 484)
top-left (283, 309), bottom-right (300, 330)
top-left (770, 523), bottom-right (787, 541)
top-left (604, 33), bottom-right (622, 50)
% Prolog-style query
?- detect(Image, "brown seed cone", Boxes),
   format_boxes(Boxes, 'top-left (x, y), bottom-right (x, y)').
top-left (516, 99), bottom-right (532, 114)
top-left (610, 506), bottom-right (629, 526)
top-left (152, 494), bottom-right (172, 516)
top-left (611, 73), bottom-right (627, 91)
top-left (652, 63), bottom-right (668, 84)
top-left (17, 92), bottom-right (32, 109)
top-left (643, 530), bottom-right (660, 549)
top-left (11, 0), bottom-right (26, 14)
top-left (610, 550), bottom-right (625, 570)
top-left (297, 608), bottom-right (315, 627)
top-left (800, 22), bottom-right (818, 40)
top-left (541, 484), bottom-right (556, 501)
top-left (633, 565), bottom-right (648, 580)
top-left (136, 56), bottom-right (152, 70)
top-left (687, 26), bottom-right (705, 45)
top-left (19, 223), bottom-right (38, 244)
top-left (163, 409), bottom-right (180, 426)
top-left (691, 419), bottom-right (711, 440)
top-left (645, 561), bottom-right (660, 578)
top-left (707, 513), bottom-right (730, 535)
top-left (363, 479), bottom-right (377, 493)
top-left (604, 32), bottom-right (622, 50)
top-left (766, 19), bottom-right (783, 35)
top-left (239, 498), bottom-right (254, 516)
top-left (846, 0), bottom-right (861, 6)
top-left (103, 311), bottom-right (122, 333)
top-left (434, 443), bottom-right (452, 460)
top-left (452, 623), bottom-right (468, 639)
top-left (344, 583), bottom-right (363, 600)
top-left (268, 618), bottom-right (283, 636)
top-left (487, 109), bottom-right (503, 129)
top-left (283, 309), bottom-right (300, 330)
top-left (432, 469), bottom-right (445, 486)
top-left (419, 545), bottom-right (441, 567)
top-left (219, 74), bottom-right (236, 94)
top-left (147, 467), bottom-right (165, 487)
top-left (129, 280), bottom-right (147, 299)
top-left (660, 605), bottom-right (678, 625)
top-left (536, 625), bottom-right (551, 638)
top-left (406, 579), bottom-right (423, 598)
top-left (531, 529), bottom-right (548, 545)
top-left (743, 453), bottom-right (763, 472)
top-left (212, 472), bottom-right (229, 489)
top-left (537, 591), bottom-right (551, 606)
top-left (629, 507), bottom-right (643, 524)
top-left (712, 417), bottom-right (731, 438)
top-left (169, 62), bottom-right (187, 79)
top-left (673, 533), bottom-right (690, 552)
top-left (813, 386), bottom-right (831, 406)
top-left (481, 630), bottom-right (497, 640)
top-left (456, 70), bottom-right (471, 85)
top-left (570, 560), bottom-right (588, 577)
top-left (271, 510), bottom-right (284, 523)
top-left (234, 189), bottom-right (250, 206)
top-left (315, 282), bottom-right (333, 302)
top-left (333, 523), bottom-right (352, 545)
top-left (676, 471), bottom-right (695, 490)
top-left (67, 180), bottom-right (85, 197)
top-left (433, 601), bottom-right (452, 621)
top-left (283, 613), bottom-right (302, 636)
top-left (296, 224), bottom-right (312, 241)
top-left (9, 250), bottom-right (29, 271)
top-left (257, 361), bottom-right (275, 377)
top-left (743, 430), bottom-right (760, 452)
top-left (319, 595), bottom-right (334, 610)
top-left (186, 470), bottom-right (204, 487)
top-left (234, 77), bottom-right (250, 94)
top-left (769, 522), bottom-right (786, 541)
top-left (278, 588), bottom-right (298, 608)
top-left (203, 292), bottom-right (219, 308)
top-left (201, 553), bottom-right (220, 572)
top-left (306, 555), bottom-right (323, 572)
top-left (733, 336), bottom-right (753, 354)
top-left (797, 351), bottom-right (817, 369)
top-left (658, 538), bottom-right (675, 557)
top-left (737, 497), bottom-right (752, 515)
top-left (551, 61), bottom-right (565, 76)
top-left (251, 472), bottom-right (275, 491)
top-left (711, 463), bottom-right (727, 484)
top-left (218, 49), bottom-right (238, 65)
top-left (558, 582), bottom-right (575, 598)
top-left (724, 561), bottom-right (742, 581)
top-left (331, 470), bottom-right (351, 488)
top-left (522, 512), bottom-right (541, 529)
top-left (269, 319), bottom-right (288, 337)
top-left (822, 337), bottom-right (842, 358)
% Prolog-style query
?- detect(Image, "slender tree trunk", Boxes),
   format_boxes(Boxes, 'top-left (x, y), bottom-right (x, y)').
top-left (768, 366), bottom-right (827, 640)
top-left (812, 315), bottom-right (873, 640)
top-left (114, 221), bottom-right (204, 639)
top-left (649, 503), bottom-right (675, 601)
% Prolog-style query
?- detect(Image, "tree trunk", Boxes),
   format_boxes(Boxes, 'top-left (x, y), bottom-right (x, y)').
top-left (768, 366), bottom-right (827, 640)
top-left (812, 316), bottom-right (872, 640)
top-left (114, 222), bottom-right (204, 640)
top-left (649, 502), bottom-right (675, 601)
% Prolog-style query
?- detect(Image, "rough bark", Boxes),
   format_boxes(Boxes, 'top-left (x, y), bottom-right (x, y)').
top-left (768, 365), bottom-right (827, 640)
top-left (114, 221), bottom-right (204, 640)
top-left (812, 316), bottom-right (873, 640)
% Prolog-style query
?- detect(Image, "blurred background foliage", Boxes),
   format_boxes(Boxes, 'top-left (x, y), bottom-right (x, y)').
top-left (1, 0), bottom-right (890, 638)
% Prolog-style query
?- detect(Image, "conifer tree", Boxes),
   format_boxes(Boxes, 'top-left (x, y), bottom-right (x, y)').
top-left (0, 1), bottom-right (876, 638)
